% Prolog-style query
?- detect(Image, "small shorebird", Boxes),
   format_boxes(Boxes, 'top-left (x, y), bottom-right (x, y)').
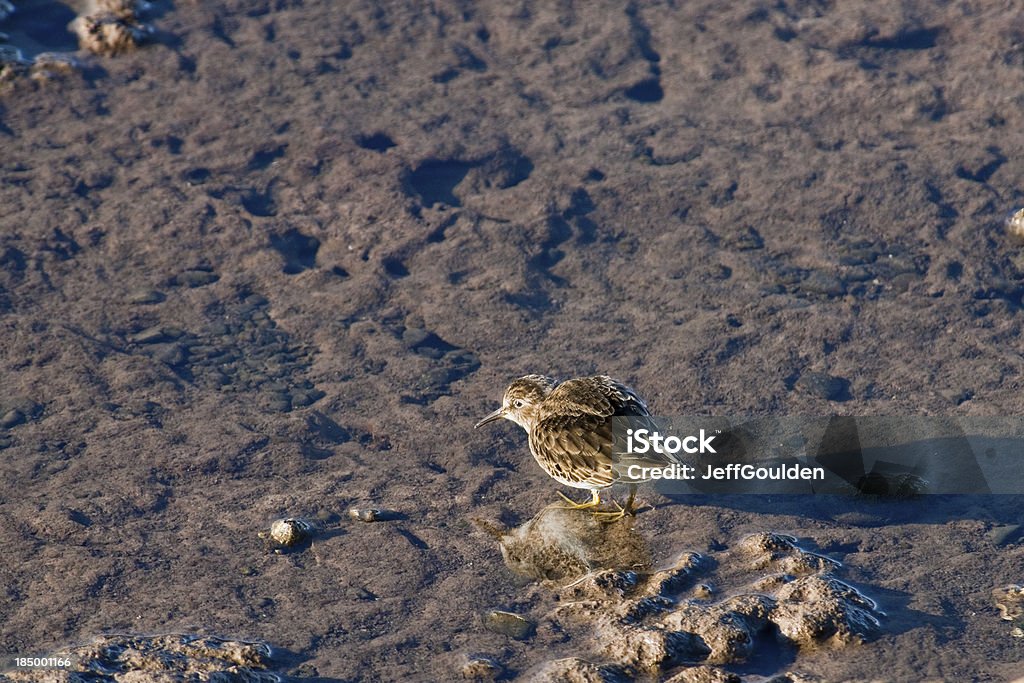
top-left (475, 374), bottom-right (672, 520)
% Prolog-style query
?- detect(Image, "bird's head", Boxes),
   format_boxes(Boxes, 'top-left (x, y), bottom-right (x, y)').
top-left (474, 374), bottom-right (555, 431)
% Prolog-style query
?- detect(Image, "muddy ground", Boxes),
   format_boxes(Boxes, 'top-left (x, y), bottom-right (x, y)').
top-left (2, 1), bottom-right (1024, 681)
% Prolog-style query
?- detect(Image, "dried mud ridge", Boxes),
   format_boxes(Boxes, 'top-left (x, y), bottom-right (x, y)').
top-left (2, 634), bottom-right (282, 682)
top-left (484, 509), bottom-right (883, 682)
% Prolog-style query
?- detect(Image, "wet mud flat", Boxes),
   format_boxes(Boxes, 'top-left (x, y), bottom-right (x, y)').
top-left (2, 0), bottom-right (1024, 680)
top-left (3, 495), bottom-right (1023, 681)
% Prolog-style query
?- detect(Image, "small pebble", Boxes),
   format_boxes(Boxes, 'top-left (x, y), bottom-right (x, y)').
top-left (266, 518), bottom-right (313, 547)
top-left (1007, 208), bottom-right (1024, 239)
top-left (349, 508), bottom-right (391, 522)
top-left (482, 609), bottom-right (535, 640)
top-left (0, 409), bottom-right (25, 429)
top-left (461, 654), bottom-right (502, 680)
top-left (127, 289), bottom-right (165, 304)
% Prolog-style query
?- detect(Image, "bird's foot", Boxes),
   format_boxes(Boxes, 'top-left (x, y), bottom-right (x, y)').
top-left (555, 490), bottom-right (601, 510)
top-left (592, 499), bottom-right (629, 523)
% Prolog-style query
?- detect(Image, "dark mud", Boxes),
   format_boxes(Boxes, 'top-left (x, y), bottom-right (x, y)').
top-left (2, 1), bottom-right (1024, 681)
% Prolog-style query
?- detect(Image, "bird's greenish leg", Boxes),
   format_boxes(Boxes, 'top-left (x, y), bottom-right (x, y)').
top-left (592, 497), bottom-right (627, 522)
top-left (624, 484), bottom-right (638, 515)
top-left (555, 489), bottom-right (601, 510)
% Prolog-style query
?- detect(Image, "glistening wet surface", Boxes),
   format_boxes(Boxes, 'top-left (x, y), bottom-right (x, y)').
top-left (1, 2), bottom-right (78, 56)
top-left (2, 0), bottom-right (1024, 680)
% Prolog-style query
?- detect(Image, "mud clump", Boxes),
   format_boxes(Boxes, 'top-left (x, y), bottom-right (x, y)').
top-left (485, 513), bottom-right (883, 681)
top-left (530, 657), bottom-right (629, 683)
top-left (72, 11), bottom-right (150, 57)
top-left (3, 634), bottom-right (280, 682)
top-left (772, 575), bottom-right (881, 647)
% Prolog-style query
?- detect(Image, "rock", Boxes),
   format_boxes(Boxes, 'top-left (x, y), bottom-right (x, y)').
top-left (348, 508), bottom-right (398, 522)
top-left (127, 289), bottom-right (165, 304)
top-left (0, 409), bottom-right (25, 429)
top-left (265, 518), bottom-right (313, 547)
top-left (482, 609), bottom-right (535, 640)
top-left (460, 654), bottom-right (502, 680)
top-left (1006, 208), bottom-right (1024, 239)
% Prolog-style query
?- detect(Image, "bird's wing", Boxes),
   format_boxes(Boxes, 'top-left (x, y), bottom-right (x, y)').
top-left (529, 376), bottom-right (653, 486)
top-left (530, 409), bottom-right (616, 487)
top-left (544, 376), bottom-right (651, 418)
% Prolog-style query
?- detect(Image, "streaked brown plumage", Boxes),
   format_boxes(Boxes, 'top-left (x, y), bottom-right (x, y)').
top-left (475, 374), bottom-right (673, 517)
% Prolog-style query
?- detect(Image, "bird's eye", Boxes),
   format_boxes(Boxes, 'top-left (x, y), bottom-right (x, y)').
top-left (513, 399), bottom-right (524, 409)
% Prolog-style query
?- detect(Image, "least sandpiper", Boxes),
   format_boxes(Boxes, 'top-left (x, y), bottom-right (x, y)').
top-left (475, 374), bottom-right (669, 519)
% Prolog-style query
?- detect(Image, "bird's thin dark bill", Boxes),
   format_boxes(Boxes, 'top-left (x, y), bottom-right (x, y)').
top-left (475, 409), bottom-right (505, 429)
